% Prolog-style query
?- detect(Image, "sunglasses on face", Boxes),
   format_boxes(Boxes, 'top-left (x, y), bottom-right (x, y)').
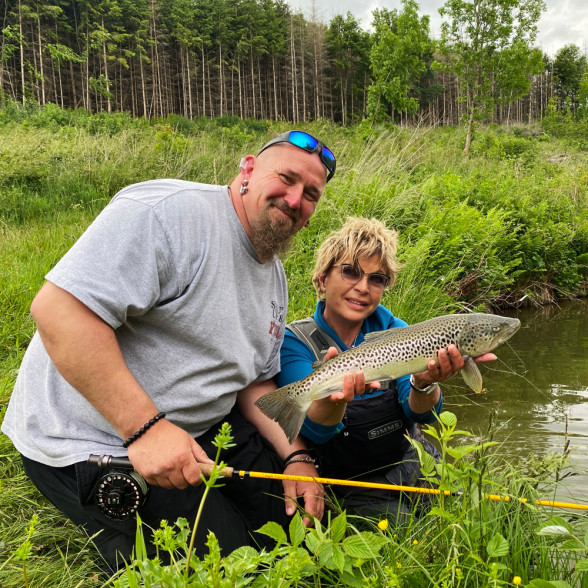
top-left (333, 263), bottom-right (391, 292)
top-left (257, 130), bottom-right (336, 182)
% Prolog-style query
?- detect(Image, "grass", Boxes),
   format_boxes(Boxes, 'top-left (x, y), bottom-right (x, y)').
top-left (0, 105), bottom-right (587, 586)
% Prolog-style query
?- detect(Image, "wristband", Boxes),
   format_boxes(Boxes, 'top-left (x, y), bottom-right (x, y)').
top-left (122, 412), bottom-right (166, 448)
top-left (283, 449), bottom-right (313, 463)
top-left (284, 456), bottom-right (317, 469)
top-left (410, 375), bottom-right (438, 395)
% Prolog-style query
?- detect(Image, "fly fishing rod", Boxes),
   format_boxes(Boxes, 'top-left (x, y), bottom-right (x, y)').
top-left (88, 454), bottom-right (588, 516)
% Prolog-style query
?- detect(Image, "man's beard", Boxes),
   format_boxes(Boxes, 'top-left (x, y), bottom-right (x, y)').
top-left (249, 200), bottom-right (300, 263)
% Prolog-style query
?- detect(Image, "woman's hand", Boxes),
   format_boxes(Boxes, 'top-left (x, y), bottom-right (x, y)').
top-left (412, 344), bottom-right (497, 389)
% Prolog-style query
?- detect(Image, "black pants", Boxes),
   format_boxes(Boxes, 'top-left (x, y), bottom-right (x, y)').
top-left (21, 407), bottom-right (290, 573)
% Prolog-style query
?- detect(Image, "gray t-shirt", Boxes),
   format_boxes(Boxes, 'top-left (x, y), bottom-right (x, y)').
top-left (2, 179), bottom-right (288, 467)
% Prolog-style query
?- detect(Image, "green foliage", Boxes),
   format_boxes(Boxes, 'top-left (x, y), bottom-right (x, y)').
top-left (553, 44), bottom-right (588, 114)
top-left (367, 0), bottom-right (433, 122)
top-left (542, 98), bottom-right (588, 150)
top-left (1, 111), bottom-right (587, 585)
top-left (105, 412), bottom-right (587, 587)
top-left (437, 0), bottom-right (546, 152)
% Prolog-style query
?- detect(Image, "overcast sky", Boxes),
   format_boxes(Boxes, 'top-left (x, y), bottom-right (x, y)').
top-left (289, 0), bottom-right (588, 58)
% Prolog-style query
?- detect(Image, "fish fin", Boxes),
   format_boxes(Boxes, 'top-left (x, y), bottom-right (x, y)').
top-left (363, 331), bottom-right (390, 343)
top-left (311, 359), bottom-right (324, 369)
top-left (461, 356), bottom-right (483, 394)
top-left (254, 385), bottom-right (309, 444)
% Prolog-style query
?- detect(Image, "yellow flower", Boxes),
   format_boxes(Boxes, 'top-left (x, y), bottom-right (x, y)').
top-left (513, 577), bottom-right (522, 586)
top-left (396, 562), bottom-right (402, 568)
top-left (378, 519), bottom-right (389, 531)
top-left (413, 539), bottom-right (419, 545)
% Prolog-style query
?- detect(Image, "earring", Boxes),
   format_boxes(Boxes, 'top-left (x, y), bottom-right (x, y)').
top-left (240, 179), bottom-right (249, 195)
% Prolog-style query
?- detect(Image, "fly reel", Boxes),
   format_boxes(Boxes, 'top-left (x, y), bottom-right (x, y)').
top-left (88, 454), bottom-right (149, 520)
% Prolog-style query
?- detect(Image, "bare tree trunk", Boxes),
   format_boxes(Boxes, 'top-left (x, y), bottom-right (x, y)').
top-left (201, 45), bottom-right (206, 118)
top-left (18, 0), bottom-right (26, 104)
top-left (238, 60), bottom-right (243, 118)
top-left (37, 17), bottom-right (45, 104)
top-left (290, 16), bottom-right (297, 123)
top-left (464, 107), bottom-right (475, 155)
top-left (139, 50), bottom-right (147, 117)
top-left (186, 47), bottom-right (193, 119)
top-left (300, 23), bottom-right (306, 122)
top-left (218, 43), bottom-right (224, 116)
top-left (100, 18), bottom-right (112, 112)
top-left (272, 55), bottom-right (278, 121)
top-left (207, 58), bottom-right (213, 117)
top-left (249, 44), bottom-right (256, 118)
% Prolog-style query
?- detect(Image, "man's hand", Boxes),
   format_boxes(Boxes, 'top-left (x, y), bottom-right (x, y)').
top-left (127, 419), bottom-right (213, 489)
top-left (282, 459), bottom-right (324, 527)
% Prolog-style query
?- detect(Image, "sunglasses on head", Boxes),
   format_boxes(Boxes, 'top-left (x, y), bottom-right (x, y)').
top-left (257, 130), bottom-right (336, 182)
top-left (334, 263), bottom-right (391, 292)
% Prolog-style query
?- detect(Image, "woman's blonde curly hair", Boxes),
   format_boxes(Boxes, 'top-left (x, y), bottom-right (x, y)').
top-left (312, 217), bottom-right (402, 298)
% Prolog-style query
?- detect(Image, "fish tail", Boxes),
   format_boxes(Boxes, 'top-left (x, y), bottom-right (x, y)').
top-left (254, 384), bottom-right (309, 444)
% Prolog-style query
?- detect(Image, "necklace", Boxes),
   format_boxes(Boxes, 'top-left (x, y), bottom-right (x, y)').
top-left (349, 331), bottom-right (361, 348)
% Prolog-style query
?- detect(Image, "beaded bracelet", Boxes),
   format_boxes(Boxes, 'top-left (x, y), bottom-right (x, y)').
top-left (283, 449), bottom-right (314, 463)
top-left (122, 412), bottom-right (166, 448)
top-left (284, 456), bottom-right (317, 469)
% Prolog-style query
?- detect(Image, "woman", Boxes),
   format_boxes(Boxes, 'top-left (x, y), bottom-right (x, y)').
top-left (276, 217), bottom-right (494, 517)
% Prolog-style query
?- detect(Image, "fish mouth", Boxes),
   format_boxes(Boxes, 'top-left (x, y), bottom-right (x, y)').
top-left (492, 318), bottom-right (521, 346)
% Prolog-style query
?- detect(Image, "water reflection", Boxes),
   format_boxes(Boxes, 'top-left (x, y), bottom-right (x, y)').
top-left (442, 299), bottom-right (588, 503)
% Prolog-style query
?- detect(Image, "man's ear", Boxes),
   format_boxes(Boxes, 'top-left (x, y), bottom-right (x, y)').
top-left (239, 155), bottom-right (255, 179)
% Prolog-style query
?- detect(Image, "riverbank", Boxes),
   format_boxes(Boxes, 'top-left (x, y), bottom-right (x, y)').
top-left (1, 106), bottom-right (587, 586)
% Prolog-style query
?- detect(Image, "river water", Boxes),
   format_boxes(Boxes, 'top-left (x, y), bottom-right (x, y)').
top-left (441, 298), bottom-right (588, 506)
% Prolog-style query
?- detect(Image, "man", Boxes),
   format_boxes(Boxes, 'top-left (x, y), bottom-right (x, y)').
top-left (2, 130), bottom-right (350, 571)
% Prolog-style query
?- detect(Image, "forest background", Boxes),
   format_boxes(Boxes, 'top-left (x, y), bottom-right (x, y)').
top-left (2, 0), bottom-right (588, 142)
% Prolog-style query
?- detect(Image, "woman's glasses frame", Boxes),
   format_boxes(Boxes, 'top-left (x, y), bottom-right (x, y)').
top-left (332, 263), bottom-right (391, 291)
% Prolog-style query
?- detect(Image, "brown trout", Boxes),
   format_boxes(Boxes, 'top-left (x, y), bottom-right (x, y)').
top-left (255, 313), bottom-right (520, 443)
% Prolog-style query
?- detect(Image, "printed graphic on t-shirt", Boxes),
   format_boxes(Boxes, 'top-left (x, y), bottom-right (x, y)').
top-left (269, 300), bottom-right (284, 338)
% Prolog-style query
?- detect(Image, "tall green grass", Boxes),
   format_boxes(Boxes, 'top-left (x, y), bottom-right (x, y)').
top-left (1, 105), bottom-right (587, 586)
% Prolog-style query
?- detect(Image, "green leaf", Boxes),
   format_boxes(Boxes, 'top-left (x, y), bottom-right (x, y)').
top-left (330, 511), bottom-right (347, 543)
top-left (427, 507), bottom-right (456, 521)
top-left (332, 543), bottom-right (346, 572)
top-left (576, 559), bottom-right (588, 571)
top-left (540, 517), bottom-right (573, 533)
top-left (340, 569), bottom-right (368, 588)
top-left (559, 538), bottom-right (585, 551)
top-left (439, 411), bottom-right (457, 427)
top-left (256, 521), bottom-right (287, 545)
top-left (486, 533), bottom-right (509, 558)
top-left (305, 531), bottom-right (321, 555)
top-left (289, 513), bottom-right (306, 547)
top-left (447, 442), bottom-right (499, 460)
top-left (466, 553), bottom-right (486, 565)
top-left (317, 541), bottom-right (336, 569)
top-left (536, 525), bottom-right (573, 538)
top-left (528, 580), bottom-right (560, 588)
top-left (342, 532), bottom-right (387, 558)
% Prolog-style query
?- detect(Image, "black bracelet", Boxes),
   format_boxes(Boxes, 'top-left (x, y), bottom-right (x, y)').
top-left (283, 449), bottom-right (313, 464)
top-left (123, 412), bottom-right (166, 448)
